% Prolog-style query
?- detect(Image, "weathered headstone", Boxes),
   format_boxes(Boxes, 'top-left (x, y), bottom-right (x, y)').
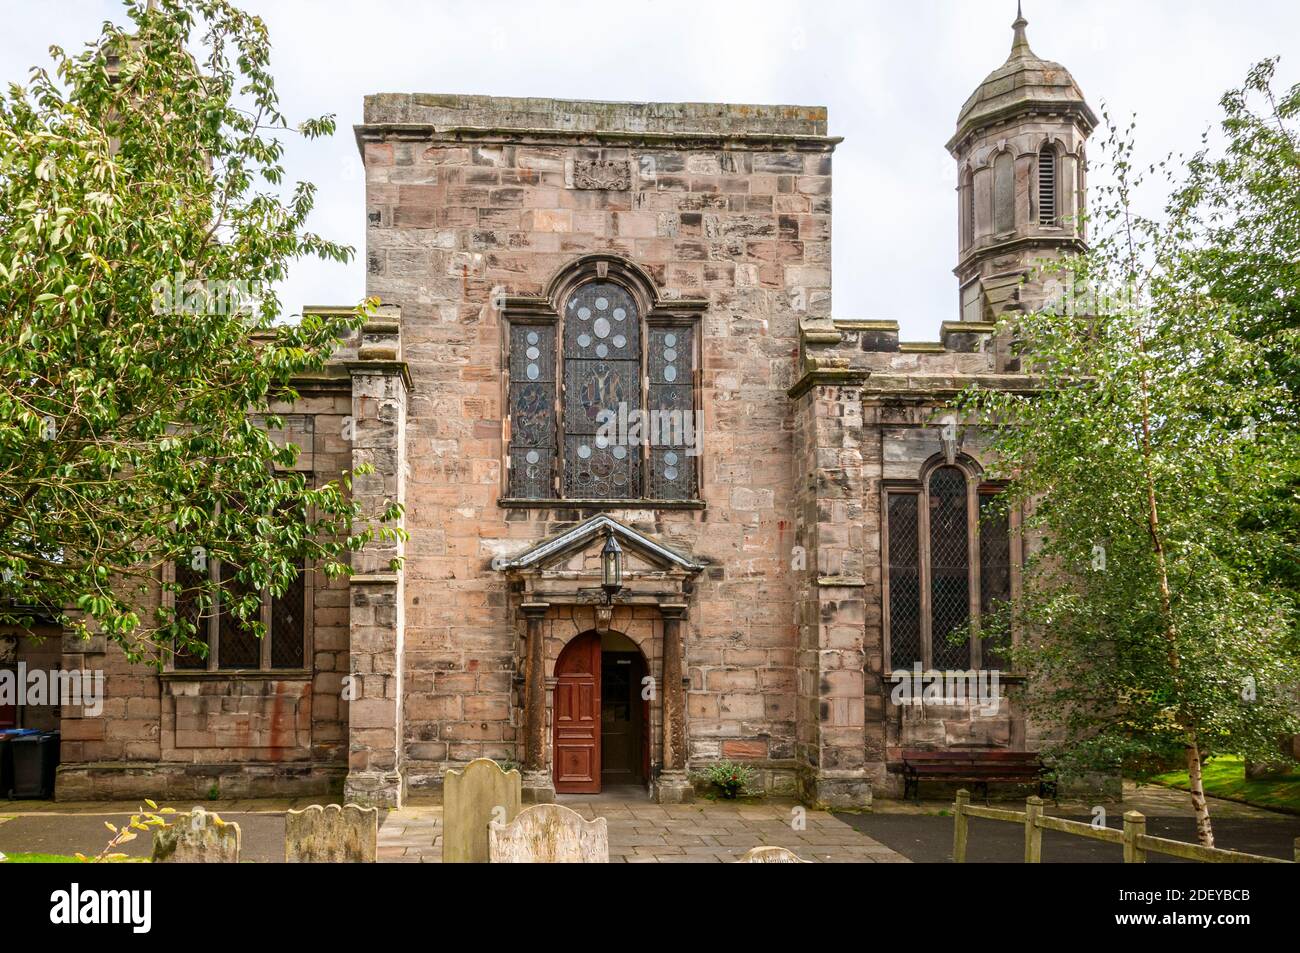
top-left (443, 757), bottom-right (522, 863)
top-left (488, 803), bottom-right (608, 863)
top-left (151, 807), bottom-right (241, 863)
top-left (736, 845), bottom-right (810, 863)
top-left (285, 803), bottom-right (379, 863)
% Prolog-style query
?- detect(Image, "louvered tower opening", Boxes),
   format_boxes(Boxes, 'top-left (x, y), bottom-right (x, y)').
top-left (1038, 146), bottom-right (1057, 226)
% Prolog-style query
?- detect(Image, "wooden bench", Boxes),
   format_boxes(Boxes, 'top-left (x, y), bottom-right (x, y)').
top-left (894, 749), bottom-right (1055, 802)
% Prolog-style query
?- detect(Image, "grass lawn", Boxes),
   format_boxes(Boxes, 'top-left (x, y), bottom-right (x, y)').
top-left (3, 852), bottom-right (82, 863)
top-left (2, 853), bottom-right (148, 863)
top-left (1151, 755), bottom-right (1300, 814)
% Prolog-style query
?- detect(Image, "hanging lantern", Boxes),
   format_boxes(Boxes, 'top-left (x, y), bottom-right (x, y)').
top-left (601, 528), bottom-right (624, 604)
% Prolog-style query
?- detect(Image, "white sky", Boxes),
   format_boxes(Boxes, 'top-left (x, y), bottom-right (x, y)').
top-left (3, 0), bottom-right (1297, 340)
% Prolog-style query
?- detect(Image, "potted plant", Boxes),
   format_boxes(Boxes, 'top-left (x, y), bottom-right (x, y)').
top-left (704, 760), bottom-right (755, 799)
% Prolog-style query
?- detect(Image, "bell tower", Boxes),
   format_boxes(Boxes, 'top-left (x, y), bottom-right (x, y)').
top-left (947, 4), bottom-right (1097, 326)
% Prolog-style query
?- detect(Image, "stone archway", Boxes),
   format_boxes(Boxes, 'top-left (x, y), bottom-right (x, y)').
top-left (552, 630), bottom-right (649, 795)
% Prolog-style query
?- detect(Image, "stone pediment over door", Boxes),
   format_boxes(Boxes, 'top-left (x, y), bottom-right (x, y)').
top-left (492, 515), bottom-right (705, 605)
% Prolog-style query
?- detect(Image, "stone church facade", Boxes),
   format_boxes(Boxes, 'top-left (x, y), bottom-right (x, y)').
top-left (20, 14), bottom-right (1095, 807)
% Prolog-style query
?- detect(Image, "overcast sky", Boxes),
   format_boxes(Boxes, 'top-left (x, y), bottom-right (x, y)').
top-left (3, 0), bottom-right (1298, 339)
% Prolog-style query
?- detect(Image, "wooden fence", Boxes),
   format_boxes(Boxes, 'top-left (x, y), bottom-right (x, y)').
top-left (951, 789), bottom-right (1299, 864)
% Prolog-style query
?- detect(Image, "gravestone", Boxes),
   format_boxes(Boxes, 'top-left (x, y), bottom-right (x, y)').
top-left (443, 758), bottom-right (522, 863)
top-left (737, 845), bottom-right (810, 863)
top-left (488, 803), bottom-right (608, 863)
top-left (285, 803), bottom-right (379, 863)
top-left (151, 808), bottom-right (241, 863)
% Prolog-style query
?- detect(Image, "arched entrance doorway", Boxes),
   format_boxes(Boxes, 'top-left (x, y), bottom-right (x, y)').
top-left (553, 630), bottom-right (649, 794)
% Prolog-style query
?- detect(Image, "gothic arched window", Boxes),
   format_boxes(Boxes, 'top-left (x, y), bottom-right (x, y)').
top-left (1037, 144), bottom-right (1058, 227)
top-left (504, 261), bottom-right (700, 503)
top-left (883, 459), bottom-right (1016, 671)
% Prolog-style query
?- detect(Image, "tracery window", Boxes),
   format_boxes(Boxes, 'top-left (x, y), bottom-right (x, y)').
top-left (884, 459), bottom-right (1016, 671)
top-left (505, 264), bottom-right (700, 502)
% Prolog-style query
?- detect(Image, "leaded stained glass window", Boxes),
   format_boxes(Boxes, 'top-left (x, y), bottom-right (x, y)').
top-left (647, 326), bottom-right (697, 500)
top-left (507, 323), bottom-right (556, 499)
top-left (884, 463), bottom-right (1015, 671)
top-left (979, 493), bottom-right (1012, 670)
top-left (929, 467), bottom-right (971, 670)
top-left (564, 282), bottom-right (641, 499)
top-left (888, 493), bottom-right (921, 671)
top-left (167, 558), bottom-right (309, 672)
top-left (506, 273), bottom-right (699, 501)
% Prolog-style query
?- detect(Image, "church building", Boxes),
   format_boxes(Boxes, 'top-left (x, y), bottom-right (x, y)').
top-left (22, 11), bottom-right (1096, 808)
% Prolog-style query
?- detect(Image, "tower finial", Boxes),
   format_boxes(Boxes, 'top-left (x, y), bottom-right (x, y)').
top-left (1010, 2), bottom-right (1032, 57)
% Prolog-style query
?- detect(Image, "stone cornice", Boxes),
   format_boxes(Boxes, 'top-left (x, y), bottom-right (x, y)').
top-left (946, 100), bottom-right (1098, 155)
top-left (355, 122), bottom-right (842, 154)
top-left (786, 367), bottom-right (870, 400)
top-left (861, 373), bottom-right (1043, 400)
top-left (342, 359), bottom-right (413, 393)
top-left (954, 233), bottom-right (1088, 276)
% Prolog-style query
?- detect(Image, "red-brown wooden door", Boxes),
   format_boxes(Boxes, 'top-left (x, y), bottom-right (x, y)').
top-left (554, 631), bottom-right (601, 793)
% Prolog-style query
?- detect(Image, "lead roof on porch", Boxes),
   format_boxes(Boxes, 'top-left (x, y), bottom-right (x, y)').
top-left (491, 514), bottom-right (706, 574)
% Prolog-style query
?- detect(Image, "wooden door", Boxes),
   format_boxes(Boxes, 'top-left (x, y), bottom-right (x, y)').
top-left (553, 631), bottom-right (601, 793)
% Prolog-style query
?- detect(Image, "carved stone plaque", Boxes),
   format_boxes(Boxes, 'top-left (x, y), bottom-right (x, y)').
top-left (572, 159), bottom-right (632, 191)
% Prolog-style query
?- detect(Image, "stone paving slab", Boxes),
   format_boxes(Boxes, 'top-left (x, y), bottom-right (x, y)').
top-left (379, 795), bottom-right (906, 863)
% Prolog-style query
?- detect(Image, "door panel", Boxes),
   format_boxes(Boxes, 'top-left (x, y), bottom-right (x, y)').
top-left (553, 632), bottom-right (601, 793)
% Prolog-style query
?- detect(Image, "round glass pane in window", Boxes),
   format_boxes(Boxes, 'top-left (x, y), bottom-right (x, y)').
top-left (526, 346), bottom-right (540, 360)
top-left (595, 344), bottom-right (608, 358)
top-left (595, 434), bottom-right (608, 449)
top-left (665, 451), bottom-right (678, 466)
top-left (612, 334), bottom-right (626, 348)
top-left (578, 333), bottom-right (591, 348)
top-left (664, 467), bottom-right (678, 481)
top-left (665, 333), bottom-right (677, 347)
top-left (664, 348), bottom-right (677, 362)
top-left (526, 331), bottom-right (539, 345)
top-left (578, 307), bottom-right (591, 320)
top-left (526, 363), bottom-right (539, 380)
top-left (664, 365), bottom-right (677, 382)
top-left (577, 444), bottom-right (592, 459)
top-left (593, 317), bottom-right (611, 339)
top-left (612, 445), bottom-right (627, 459)
top-left (595, 297), bottom-right (608, 310)
top-left (525, 450), bottom-right (539, 465)
top-left (613, 307), bottom-right (626, 321)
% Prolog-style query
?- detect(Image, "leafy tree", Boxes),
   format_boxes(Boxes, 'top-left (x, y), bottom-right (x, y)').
top-left (0, 0), bottom-right (400, 664)
top-left (957, 69), bottom-right (1300, 847)
top-left (1171, 58), bottom-right (1300, 607)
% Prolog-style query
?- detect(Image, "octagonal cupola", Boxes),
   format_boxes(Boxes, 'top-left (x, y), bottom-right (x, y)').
top-left (948, 4), bottom-right (1097, 324)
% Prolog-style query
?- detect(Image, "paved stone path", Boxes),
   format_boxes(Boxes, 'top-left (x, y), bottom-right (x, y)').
top-left (378, 795), bottom-right (907, 863)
